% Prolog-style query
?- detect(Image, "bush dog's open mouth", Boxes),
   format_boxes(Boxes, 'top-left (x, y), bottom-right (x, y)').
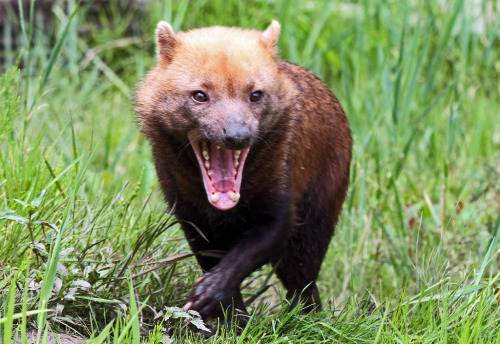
top-left (188, 131), bottom-right (250, 210)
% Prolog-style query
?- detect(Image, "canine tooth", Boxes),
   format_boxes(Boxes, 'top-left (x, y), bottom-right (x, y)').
top-left (202, 149), bottom-right (209, 160)
top-left (211, 193), bottom-right (220, 203)
top-left (229, 191), bottom-right (240, 202)
top-left (205, 160), bottom-right (210, 169)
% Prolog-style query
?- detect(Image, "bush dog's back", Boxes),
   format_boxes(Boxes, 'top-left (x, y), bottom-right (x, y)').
top-left (135, 20), bottom-right (351, 328)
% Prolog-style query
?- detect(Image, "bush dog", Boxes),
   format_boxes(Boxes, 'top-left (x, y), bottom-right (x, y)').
top-left (135, 20), bottom-right (352, 327)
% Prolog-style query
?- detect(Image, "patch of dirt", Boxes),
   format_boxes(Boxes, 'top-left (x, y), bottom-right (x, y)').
top-left (11, 330), bottom-right (86, 344)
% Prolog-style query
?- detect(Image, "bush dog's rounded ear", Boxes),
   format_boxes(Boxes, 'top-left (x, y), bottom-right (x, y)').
top-left (261, 20), bottom-right (281, 55)
top-left (156, 21), bottom-right (177, 64)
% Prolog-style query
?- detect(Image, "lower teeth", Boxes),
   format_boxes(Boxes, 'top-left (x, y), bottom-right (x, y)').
top-left (229, 191), bottom-right (240, 202)
top-left (211, 193), bottom-right (220, 203)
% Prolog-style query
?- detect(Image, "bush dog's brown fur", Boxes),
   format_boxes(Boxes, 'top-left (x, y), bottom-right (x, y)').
top-left (135, 21), bottom-right (351, 327)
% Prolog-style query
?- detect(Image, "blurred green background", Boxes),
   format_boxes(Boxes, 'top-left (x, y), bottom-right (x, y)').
top-left (1, 0), bottom-right (499, 342)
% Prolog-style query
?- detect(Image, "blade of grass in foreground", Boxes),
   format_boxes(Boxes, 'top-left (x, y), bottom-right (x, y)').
top-left (36, 152), bottom-right (93, 339)
top-left (474, 214), bottom-right (500, 286)
top-left (129, 276), bottom-right (141, 344)
top-left (0, 310), bottom-right (51, 325)
top-left (1, 272), bottom-right (17, 344)
top-left (86, 321), bottom-right (115, 344)
top-left (20, 265), bottom-right (30, 344)
top-left (115, 298), bottom-right (148, 344)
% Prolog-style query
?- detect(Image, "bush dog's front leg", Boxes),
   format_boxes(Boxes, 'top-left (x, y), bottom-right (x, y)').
top-left (184, 213), bottom-right (290, 323)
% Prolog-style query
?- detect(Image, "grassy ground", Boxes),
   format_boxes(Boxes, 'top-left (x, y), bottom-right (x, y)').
top-left (1, 0), bottom-right (500, 342)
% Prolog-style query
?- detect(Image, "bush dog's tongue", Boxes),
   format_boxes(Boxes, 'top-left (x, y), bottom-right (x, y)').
top-left (188, 132), bottom-right (249, 210)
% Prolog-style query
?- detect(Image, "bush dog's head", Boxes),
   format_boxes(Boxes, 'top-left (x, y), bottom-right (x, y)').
top-left (136, 21), bottom-right (294, 211)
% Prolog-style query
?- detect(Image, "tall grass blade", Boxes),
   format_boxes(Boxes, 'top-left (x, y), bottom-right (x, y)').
top-left (474, 214), bottom-right (500, 286)
top-left (0, 310), bottom-right (51, 324)
top-left (302, 1), bottom-right (334, 61)
top-left (20, 268), bottom-right (30, 344)
top-left (29, 4), bottom-right (80, 115)
top-left (172, 0), bottom-right (189, 31)
top-left (129, 276), bottom-right (141, 344)
top-left (87, 321), bottom-right (115, 344)
top-left (37, 154), bottom-right (92, 336)
top-left (2, 273), bottom-right (17, 344)
top-left (115, 303), bottom-right (147, 344)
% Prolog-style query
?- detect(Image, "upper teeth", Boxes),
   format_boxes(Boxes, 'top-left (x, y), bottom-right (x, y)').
top-left (233, 150), bottom-right (241, 168)
top-left (202, 141), bottom-right (209, 161)
top-left (201, 144), bottom-right (242, 170)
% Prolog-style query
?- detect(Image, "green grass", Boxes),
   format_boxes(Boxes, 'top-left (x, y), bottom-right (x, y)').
top-left (1, 0), bottom-right (500, 342)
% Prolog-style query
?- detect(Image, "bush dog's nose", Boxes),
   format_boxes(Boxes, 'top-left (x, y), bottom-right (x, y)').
top-left (222, 118), bottom-right (252, 150)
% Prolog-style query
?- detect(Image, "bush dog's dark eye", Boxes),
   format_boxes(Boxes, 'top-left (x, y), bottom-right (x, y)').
top-left (192, 91), bottom-right (209, 103)
top-left (250, 91), bottom-right (263, 103)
